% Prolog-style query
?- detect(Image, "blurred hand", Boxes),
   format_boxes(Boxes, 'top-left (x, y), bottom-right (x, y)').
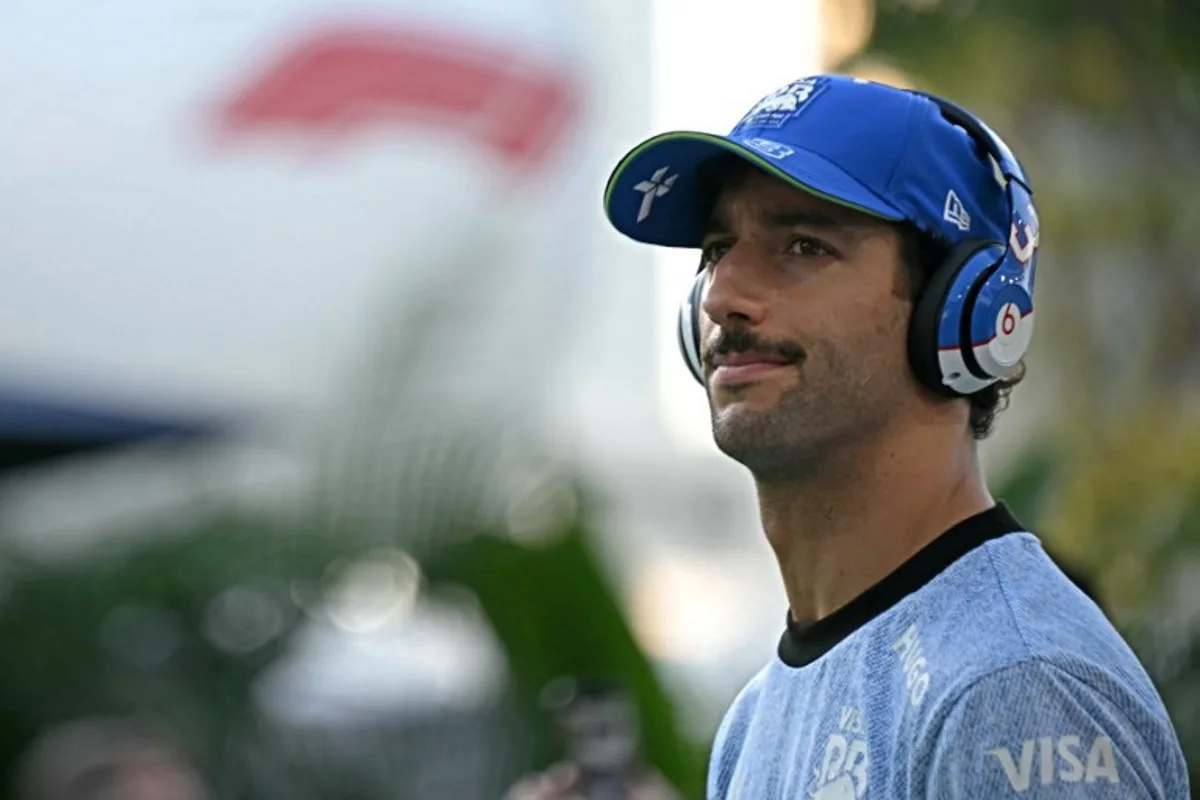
top-left (504, 762), bottom-right (682, 800)
top-left (505, 762), bottom-right (581, 800)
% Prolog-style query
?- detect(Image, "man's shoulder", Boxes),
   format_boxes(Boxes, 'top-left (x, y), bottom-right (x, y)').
top-left (900, 535), bottom-right (1188, 796)
top-left (913, 657), bottom-right (1189, 796)
top-left (871, 532), bottom-right (1175, 753)
top-left (905, 532), bottom-right (1150, 696)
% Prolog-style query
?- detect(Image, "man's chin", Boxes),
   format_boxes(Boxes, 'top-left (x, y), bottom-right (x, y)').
top-left (709, 388), bottom-right (787, 418)
top-left (709, 403), bottom-right (827, 481)
top-left (710, 407), bottom-right (772, 459)
top-left (711, 430), bottom-right (800, 481)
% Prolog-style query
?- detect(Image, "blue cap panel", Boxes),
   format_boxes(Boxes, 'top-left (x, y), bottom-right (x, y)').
top-left (603, 75), bottom-right (1024, 257)
top-left (888, 98), bottom-right (1010, 246)
top-left (731, 76), bottom-right (915, 194)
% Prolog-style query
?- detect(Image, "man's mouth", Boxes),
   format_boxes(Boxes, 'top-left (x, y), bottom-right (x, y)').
top-left (710, 352), bottom-right (796, 385)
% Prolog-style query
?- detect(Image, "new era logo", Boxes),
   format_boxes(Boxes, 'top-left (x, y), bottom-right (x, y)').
top-left (944, 190), bottom-right (971, 232)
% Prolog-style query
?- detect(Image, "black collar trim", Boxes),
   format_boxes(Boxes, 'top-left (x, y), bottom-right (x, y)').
top-left (777, 503), bottom-right (1025, 668)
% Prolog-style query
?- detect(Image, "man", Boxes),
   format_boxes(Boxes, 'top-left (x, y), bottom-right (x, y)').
top-left (599, 76), bottom-right (1189, 797)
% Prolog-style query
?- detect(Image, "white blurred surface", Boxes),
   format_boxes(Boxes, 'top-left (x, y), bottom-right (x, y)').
top-left (0, 0), bottom-right (818, 743)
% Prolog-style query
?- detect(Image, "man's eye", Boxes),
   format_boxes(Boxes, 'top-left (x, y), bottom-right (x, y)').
top-left (789, 237), bottom-right (832, 257)
top-left (701, 242), bottom-right (731, 267)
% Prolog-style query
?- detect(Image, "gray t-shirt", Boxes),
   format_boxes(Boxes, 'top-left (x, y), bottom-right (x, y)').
top-left (707, 505), bottom-right (1189, 798)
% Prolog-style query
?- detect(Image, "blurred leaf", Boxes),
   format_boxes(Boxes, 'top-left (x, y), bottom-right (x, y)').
top-left (992, 446), bottom-right (1058, 526)
top-left (422, 493), bottom-right (706, 799)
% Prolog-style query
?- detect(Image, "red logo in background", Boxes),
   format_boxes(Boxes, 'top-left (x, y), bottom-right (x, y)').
top-left (214, 26), bottom-right (579, 169)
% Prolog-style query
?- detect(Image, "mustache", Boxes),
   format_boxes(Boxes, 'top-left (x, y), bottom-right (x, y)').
top-left (702, 328), bottom-right (806, 368)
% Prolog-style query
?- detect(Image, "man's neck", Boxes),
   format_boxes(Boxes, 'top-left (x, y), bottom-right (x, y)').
top-left (756, 420), bottom-right (994, 624)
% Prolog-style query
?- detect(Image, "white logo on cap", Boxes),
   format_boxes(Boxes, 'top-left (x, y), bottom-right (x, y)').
top-left (743, 137), bottom-right (795, 160)
top-left (634, 166), bottom-right (678, 223)
top-left (943, 190), bottom-right (971, 232)
top-left (734, 77), bottom-right (826, 131)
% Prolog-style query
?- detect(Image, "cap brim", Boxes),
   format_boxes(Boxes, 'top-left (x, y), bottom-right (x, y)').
top-left (603, 131), bottom-right (905, 248)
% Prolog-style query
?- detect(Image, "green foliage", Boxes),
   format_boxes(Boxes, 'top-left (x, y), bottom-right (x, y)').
top-left (422, 500), bottom-right (707, 798)
top-left (0, 512), bottom-right (349, 791)
top-left (870, 0), bottom-right (1200, 127)
top-left (0, 479), bottom-right (706, 798)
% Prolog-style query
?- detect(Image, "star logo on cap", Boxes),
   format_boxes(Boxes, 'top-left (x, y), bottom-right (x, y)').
top-left (634, 166), bottom-right (678, 222)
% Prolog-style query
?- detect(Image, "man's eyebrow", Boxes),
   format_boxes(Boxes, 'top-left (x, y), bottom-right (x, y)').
top-left (761, 209), bottom-right (850, 230)
top-left (702, 207), bottom-right (866, 239)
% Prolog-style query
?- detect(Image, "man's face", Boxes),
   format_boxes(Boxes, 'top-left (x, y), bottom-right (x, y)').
top-left (698, 165), bottom-right (918, 480)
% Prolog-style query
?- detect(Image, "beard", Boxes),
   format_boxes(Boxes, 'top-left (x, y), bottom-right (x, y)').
top-left (708, 337), bottom-right (893, 483)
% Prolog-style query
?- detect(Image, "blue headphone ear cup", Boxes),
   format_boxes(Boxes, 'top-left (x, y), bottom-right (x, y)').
top-left (677, 272), bottom-right (706, 385)
top-left (908, 240), bottom-right (1000, 397)
top-left (967, 262), bottom-right (1034, 380)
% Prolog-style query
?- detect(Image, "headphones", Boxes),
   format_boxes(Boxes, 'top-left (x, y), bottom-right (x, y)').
top-left (676, 91), bottom-right (1039, 398)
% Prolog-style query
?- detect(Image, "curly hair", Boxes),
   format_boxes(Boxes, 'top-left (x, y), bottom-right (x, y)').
top-left (896, 224), bottom-right (1024, 440)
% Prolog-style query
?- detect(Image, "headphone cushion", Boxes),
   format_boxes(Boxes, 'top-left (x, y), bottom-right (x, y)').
top-left (908, 240), bottom-right (998, 396)
top-left (677, 272), bottom-right (707, 384)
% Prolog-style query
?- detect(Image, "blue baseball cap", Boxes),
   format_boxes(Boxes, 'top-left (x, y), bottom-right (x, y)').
top-left (603, 75), bottom-right (1009, 250)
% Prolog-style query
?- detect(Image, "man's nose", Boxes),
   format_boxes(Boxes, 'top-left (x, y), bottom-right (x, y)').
top-left (701, 246), bottom-right (771, 330)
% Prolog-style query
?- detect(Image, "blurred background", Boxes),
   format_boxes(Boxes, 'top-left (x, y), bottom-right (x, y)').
top-left (0, 0), bottom-right (1196, 797)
